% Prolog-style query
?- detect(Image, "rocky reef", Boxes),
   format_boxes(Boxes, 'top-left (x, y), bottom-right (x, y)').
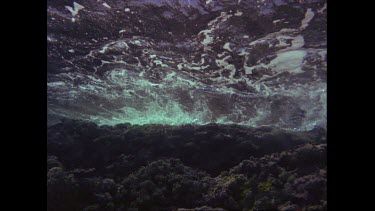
top-left (47, 119), bottom-right (326, 210)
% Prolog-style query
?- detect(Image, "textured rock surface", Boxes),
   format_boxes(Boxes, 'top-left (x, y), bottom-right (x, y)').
top-left (47, 120), bottom-right (327, 210)
top-left (47, 0), bottom-right (327, 130)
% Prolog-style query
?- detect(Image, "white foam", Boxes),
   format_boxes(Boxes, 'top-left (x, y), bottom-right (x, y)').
top-left (215, 56), bottom-right (236, 78)
top-left (318, 4), bottom-right (327, 14)
top-left (184, 63), bottom-right (209, 71)
top-left (99, 43), bottom-right (111, 54)
top-left (65, 2), bottom-right (84, 17)
top-left (269, 50), bottom-right (306, 73)
top-left (48, 82), bottom-right (66, 86)
top-left (153, 60), bottom-right (168, 67)
top-left (47, 36), bottom-right (56, 42)
top-left (273, 19), bottom-right (284, 24)
top-left (244, 66), bottom-right (253, 74)
top-left (256, 34), bottom-right (306, 74)
top-left (234, 11), bottom-right (243, 16)
top-left (177, 63), bottom-right (184, 70)
top-left (102, 2), bottom-right (111, 9)
top-left (115, 41), bottom-right (129, 49)
top-left (275, 35), bottom-right (293, 48)
top-left (199, 29), bottom-right (215, 50)
top-left (278, 35), bottom-right (305, 52)
top-left (130, 40), bottom-right (142, 46)
top-left (300, 8), bottom-right (315, 29)
top-left (223, 43), bottom-right (232, 52)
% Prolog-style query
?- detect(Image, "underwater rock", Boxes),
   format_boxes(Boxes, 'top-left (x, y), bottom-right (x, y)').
top-left (47, 119), bottom-right (326, 210)
top-left (47, 120), bottom-right (323, 176)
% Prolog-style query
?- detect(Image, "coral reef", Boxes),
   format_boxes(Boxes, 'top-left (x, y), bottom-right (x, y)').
top-left (47, 119), bottom-right (326, 210)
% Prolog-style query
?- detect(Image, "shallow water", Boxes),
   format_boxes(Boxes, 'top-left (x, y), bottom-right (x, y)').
top-left (47, 0), bottom-right (327, 130)
top-left (47, 1), bottom-right (327, 210)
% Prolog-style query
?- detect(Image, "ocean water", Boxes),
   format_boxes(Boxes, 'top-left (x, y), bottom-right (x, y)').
top-left (47, 1), bottom-right (327, 210)
top-left (47, 0), bottom-right (326, 130)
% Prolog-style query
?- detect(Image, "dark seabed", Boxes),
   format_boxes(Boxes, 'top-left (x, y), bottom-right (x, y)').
top-left (47, 0), bottom-right (326, 210)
